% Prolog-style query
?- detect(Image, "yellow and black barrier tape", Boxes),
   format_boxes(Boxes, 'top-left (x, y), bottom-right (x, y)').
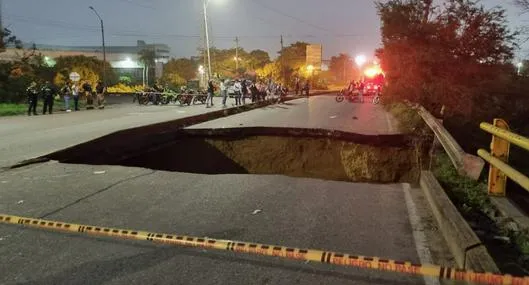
top-left (1, 213), bottom-right (528, 285)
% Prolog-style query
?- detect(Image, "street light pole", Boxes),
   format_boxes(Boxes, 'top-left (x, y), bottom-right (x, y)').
top-left (89, 6), bottom-right (106, 86)
top-left (203, 0), bottom-right (212, 81)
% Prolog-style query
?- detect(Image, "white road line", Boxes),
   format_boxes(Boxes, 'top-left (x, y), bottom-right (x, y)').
top-left (385, 112), bottom-right (396, 133)
top-left (402, 183), bottom-right (440, 285)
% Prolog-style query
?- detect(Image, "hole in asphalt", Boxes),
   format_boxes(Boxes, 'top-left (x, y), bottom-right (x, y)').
top-left (43, 126), bottom-right (423, 183)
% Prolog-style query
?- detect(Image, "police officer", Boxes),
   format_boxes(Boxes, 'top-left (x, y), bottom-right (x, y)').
top-left (95, 80), bottom-right (105, 109)
top-left (41, 81), bottom-right (55, 115)
top-left (26, 81), bottom-right (39, 116)
top-left (82, 81), bottom-right (94, 109)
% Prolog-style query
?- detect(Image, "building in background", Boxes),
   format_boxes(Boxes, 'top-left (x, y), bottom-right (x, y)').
top-left (306, 44), bottom-right (323, 71)
top-left (0, 40), bottom-right (170, 83)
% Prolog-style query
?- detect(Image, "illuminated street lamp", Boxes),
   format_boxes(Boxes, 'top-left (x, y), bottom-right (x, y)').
top-left (307, 64), bottom-right (314, 77)
top-left (198, 65), bottom-right (206, 88)
top-left (517, 62), bottom-right (523, 75)
top-left (89, 6), bottom-right (106, 86)
top-left (355, 54), bottom-right (367, 68)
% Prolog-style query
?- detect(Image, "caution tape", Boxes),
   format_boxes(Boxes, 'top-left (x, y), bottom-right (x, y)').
top-left (1, 213), bottom-right (528, 285)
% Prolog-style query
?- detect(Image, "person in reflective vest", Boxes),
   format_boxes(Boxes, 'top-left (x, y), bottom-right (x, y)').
top-left (26, 81), bottom-right (39, 116)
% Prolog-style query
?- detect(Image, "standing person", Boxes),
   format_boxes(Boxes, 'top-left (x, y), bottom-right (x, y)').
top-left (220, 79), bottom-right (228, 107)
top-left (82, 81), bottom-right (94, 109)
top-left (234, 79), bottom-right (242, 106)
top-left (358, 80), bottom-right (365, 103)
top-left (41, 81), bottom-right (55, 115)
top-left (72, 82), bottom-right (80, 111)
top-left (95, 80), bottom-right (106, 109)
top-left (26, 81), bottom-right (39, 116)
top-left (206, 79), bottom-right (215, 108)
top-left (250, 83), bottom-right (259, 103)
top-left (295, 78), bottom-right (300, 95)
top-left (241, 79), bottom-right (248, 105)
top-left (61, 81), bottom-right (72, 112)
top-left (304, 80), bottom-right (310, 97)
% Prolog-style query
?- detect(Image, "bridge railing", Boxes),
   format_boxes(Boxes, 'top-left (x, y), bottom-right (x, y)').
top-left (478, 119), bottom-right (529, 196)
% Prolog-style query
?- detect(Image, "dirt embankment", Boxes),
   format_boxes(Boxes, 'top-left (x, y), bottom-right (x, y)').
top-left (206, 136), bottom-right (418, 183)
top-left (45, 127), bottom-right (420, 184)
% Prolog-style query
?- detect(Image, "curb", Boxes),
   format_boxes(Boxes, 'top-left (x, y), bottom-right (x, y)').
top-left (420, 171), bottom-right (499, 273)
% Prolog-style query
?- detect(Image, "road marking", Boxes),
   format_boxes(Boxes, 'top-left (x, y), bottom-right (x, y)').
top-left (385, 112), bottom-right (396, 133)
top-left (330, 115), bottom-right (337, 119)
top-left (403, 183), bottom-right (440, 285)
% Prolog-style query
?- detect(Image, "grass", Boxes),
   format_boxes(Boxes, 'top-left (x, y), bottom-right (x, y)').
top-left (383, 102), bottom-right (425, 133)
top-left (433, 152), bottom-right (529, 273)
top-left (0, 99), bottom-right (87, 117)
top-left (434, 153), bottom-right (492, 214)
top-left (0, 103), bottom-right (26, 116)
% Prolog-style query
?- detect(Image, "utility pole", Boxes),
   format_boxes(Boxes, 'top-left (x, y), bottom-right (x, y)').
top-left (280, 35), bottom-right (285, 84)
top-left (0, 0), bottom-right (3, 32)
top-left (235, 36), bottom-right (239, 74)
top-left (203, 0), bottom-right (212, 80)
top-left (89, 6), bottom-right (106, 86)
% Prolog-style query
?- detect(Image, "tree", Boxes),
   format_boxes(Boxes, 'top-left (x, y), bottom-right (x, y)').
top-left (52, 55), bottom-right (115, 87)
top-left (0, 28), bottom-right (22, 53)
top-left (138, 48), bottom-right (156, 86)
top-left (277, 41), bottom-right (309, 85)
top-left (163, 58), bottom-right (197, 82)
top-left (376, 0), bottom-right (516, 116)
top-left (256, 62), bottom-right (281, 82)
top-left (197, 47), bottom-right (271, 78)
top-left (0, 32), bottom-right (54, 103)
top-left (515, 0), bottom-right (529, 13)
top-left (329, 53), bottom-right (358, 82)
top-left (247, 49), bottom-right (271, 70)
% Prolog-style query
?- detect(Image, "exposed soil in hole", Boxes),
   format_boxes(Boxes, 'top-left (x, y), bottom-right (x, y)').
top-left (45, 127), bottom-right (420, 183)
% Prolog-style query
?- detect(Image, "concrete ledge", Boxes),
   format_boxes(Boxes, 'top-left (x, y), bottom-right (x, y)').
top-left (491, 197), bottom-right (529, 231)
top-left (420, 171), bottom-right (499, 273)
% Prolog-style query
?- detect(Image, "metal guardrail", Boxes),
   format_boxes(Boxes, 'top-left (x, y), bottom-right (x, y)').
top-left (478, 119), bottom-right (529, 196)
top-left (416, 105), bottom-right (484, 180)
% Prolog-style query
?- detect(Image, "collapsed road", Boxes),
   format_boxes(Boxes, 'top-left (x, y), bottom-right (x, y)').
top-left (0, 95), bottom-right (453, 285)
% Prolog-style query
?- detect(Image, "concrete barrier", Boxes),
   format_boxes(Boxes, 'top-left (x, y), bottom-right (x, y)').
top-left (420, 171), bottom-right (499, 273)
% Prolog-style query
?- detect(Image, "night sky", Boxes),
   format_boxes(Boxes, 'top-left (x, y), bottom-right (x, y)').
top-left (3, 0), bottom-right (526, 60)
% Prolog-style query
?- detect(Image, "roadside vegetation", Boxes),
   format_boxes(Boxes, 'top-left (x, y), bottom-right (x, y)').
top-left (0, 99), bottom-right (86, 116)
top-left (383, 102), bottom-right (423, 133)
top-left (377, 0), bottom-right (529, 273)
top-left (434, 153), bottom-right (529, 275)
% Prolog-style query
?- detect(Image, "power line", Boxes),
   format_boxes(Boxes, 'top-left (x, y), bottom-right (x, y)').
top-left (247, 0), bottom-right (331, 32)
top-left (111, 0), bottom-right (156, 10)
top-left (4, 11), bottom-right (369, 43)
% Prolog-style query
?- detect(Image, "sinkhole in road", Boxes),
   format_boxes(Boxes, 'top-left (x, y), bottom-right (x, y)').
top-left (45, 127), bottom-right (422, 183)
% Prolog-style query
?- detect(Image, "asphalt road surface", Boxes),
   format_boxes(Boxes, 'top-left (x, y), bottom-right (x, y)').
top-left (189, 96), bottom-right (399, 134)
top-left (0, 94), bottom-right (453, 284)
top-left (0, 98), bottom-right (225, 168)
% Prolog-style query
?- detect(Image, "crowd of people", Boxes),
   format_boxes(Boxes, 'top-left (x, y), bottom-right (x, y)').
top-left (214, 78), bottom-right (307, 108)
top-left (25, 80), bottom-right (106, 116)
top-left (344, 80), bottom-right (367, 103)
top-left (24, 76), bottom-right (309, 115)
